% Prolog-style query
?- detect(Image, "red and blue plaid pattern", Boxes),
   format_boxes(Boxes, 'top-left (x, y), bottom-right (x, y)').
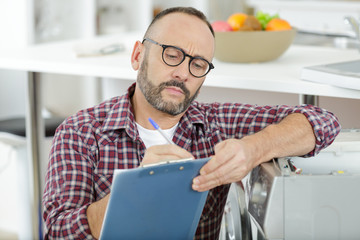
top-left (43, 84), bottom-right (340, 239)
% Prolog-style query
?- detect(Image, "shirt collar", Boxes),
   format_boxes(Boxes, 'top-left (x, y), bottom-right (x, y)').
top-left (101, 83), bottom-right (137, 136)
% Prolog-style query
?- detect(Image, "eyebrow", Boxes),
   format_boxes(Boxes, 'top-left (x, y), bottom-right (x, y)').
top-left (182, 46), bottom-right (207, 59)
top-left (173, 44), bottom-right (211, 62)
top-left (146, 38), bottom-right (212, 63)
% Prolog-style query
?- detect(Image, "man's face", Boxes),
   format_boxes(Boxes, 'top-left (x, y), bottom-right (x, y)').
top-left (135, 13), bottom-right (215, 116)
top-left (137, 49), bottom-right (202, 116)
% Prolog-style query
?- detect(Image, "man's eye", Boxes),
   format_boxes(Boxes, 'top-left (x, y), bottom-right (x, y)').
top-left (192, 60), bottom-right (206, 70)
top-left (166, 53), bottom-right (179, 59)
top-left (165, 47), bottom-right (183, 60)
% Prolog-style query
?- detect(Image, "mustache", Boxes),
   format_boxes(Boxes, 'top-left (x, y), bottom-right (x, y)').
top-left (158, 80), bottom-right (190, 96)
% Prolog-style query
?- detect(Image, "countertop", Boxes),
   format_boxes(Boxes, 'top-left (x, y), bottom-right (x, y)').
top-left (0, 32), bottom-right (359, 99)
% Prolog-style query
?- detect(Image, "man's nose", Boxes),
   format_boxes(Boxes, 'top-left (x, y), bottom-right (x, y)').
top-left (171, 58), bottom-right (191, 81)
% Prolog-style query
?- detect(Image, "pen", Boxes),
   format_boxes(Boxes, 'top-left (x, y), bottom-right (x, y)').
top-left (148, 117), bottom-right (175, 145)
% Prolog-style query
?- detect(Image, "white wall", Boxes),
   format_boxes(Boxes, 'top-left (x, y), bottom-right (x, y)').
top-left (0, 71), bottom-right (27, 120)
top-left (0, 0), bottom-right (33, 47)
top-left (37, 0), bottom-right (99, 118)
top-left (0, 0), bottom-right (33, 120)
top-left (41, 75), bottom-right (102, 117)
top-left (35, 0), bottom-right (96, 43)
top-left (319, 96), bottom-right (360, 129)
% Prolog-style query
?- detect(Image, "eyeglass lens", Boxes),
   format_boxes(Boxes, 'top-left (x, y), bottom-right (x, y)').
top-left (163, 46), bottom-right (210, 78)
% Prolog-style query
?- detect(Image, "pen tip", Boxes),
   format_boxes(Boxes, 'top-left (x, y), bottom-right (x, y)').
top-left (148, 117), bottom-right (159, 129)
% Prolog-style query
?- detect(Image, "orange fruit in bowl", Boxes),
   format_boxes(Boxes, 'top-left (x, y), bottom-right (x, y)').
top-left (265, 18), bottom-right (292, 31)
top-left (227, 13), bottom-right (248, 31)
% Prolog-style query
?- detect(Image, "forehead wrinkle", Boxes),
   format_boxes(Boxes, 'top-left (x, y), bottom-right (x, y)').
top-left (165, 43), bottom-right (209, 62)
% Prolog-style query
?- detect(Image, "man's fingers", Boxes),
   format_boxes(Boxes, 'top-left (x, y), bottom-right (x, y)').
top-left (193, 160), bottom-right (234, 192)
top-left (141, 144), bottom-right (194, 166)
top-left (148, 144), bottom-right (193, 157)
top-left (200, 142), bottom-right (236, 175)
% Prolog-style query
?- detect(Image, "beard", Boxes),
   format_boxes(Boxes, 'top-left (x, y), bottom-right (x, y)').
top-left (137, 54), bottom-right (202, 116)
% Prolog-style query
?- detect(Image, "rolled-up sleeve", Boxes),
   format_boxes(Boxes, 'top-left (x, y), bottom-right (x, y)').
top-left (215, 103), bottom-right (341, 157)
top-left (261, 104), bottom-right (341, 157)
top-left (291, 104), bottom-right (341, 156)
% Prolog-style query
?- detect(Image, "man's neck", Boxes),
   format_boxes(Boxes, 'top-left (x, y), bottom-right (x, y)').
top-left (131, 85), bottom-right (183, 130)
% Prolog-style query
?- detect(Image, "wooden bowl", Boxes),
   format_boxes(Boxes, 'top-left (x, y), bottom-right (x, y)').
top-left (214, 29), bottom-right (296, 63)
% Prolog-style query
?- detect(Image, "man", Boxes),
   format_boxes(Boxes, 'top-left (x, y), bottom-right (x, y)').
top-left (43, 7), bottom-right (340, 239)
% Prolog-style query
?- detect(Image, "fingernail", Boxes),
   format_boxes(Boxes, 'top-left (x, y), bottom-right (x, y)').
top-left (193, 178), bottom-right (200, 185)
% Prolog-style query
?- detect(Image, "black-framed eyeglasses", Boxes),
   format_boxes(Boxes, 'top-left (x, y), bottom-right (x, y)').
top-left (142, 38), bottom-right (214, 78)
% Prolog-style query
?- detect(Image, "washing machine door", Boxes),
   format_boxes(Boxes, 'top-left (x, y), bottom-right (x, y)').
top-left (219, 183), bottom-right (252, 240)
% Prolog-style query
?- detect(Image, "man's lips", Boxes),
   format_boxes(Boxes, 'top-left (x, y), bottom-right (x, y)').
top-left (164, 86), bottom-right (184, 96)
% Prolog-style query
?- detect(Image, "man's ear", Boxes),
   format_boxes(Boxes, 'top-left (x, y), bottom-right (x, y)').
top-left (131, 41), bottom-right (144, 70)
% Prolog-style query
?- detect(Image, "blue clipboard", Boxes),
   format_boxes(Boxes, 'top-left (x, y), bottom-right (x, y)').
top-left (99, 157), bottom-right (210, 240)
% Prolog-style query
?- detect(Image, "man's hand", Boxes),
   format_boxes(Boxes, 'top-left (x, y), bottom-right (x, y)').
top-left (192, 138), bottom-right (259, 192)
top-left (141, 144), bottom-right (195, 166)
top-left (192, 113), bottom-right (316, 192)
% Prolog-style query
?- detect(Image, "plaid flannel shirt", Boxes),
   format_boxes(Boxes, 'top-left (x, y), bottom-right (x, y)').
top-left (43, 84), bottom-right (340, 239)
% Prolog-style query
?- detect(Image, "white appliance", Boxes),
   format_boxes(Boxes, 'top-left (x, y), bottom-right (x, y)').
top-left (247, 129), bottom-right (360, 240)
top-left (220, 129), bottom-right (360, 240)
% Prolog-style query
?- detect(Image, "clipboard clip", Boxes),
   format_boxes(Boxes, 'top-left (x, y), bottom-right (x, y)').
top-left (147, 165), bottom-right (185, 175)
top-left (141, 158), bottom-right (195, 175)
top-left (141, 158), bottom-right (194, 168)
